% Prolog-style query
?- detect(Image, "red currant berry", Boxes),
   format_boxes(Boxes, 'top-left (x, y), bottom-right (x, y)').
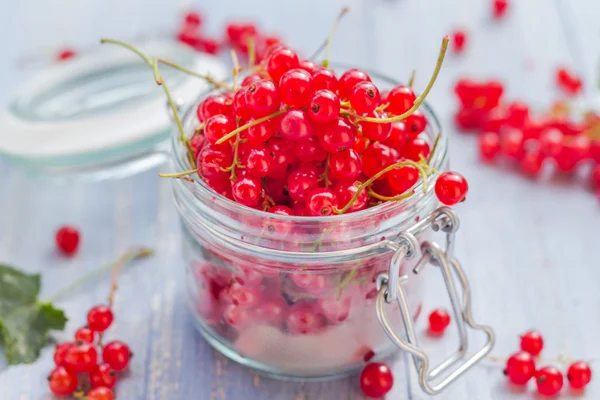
top-left (481, 107), bottom-right (509, 133)
top-left (452, 30), bottom-right (467, 53)
top-left (536, 366), bottom-right (564, 396)
top-left (338, 68), bottom-right (371, 100)
top-left (592, 164), bottom-right (600, 188)
top-left (245, 118), bottom-right (278, 144)
top-left (298, 59), bottom-right (318, 74)
top-left (64, 342), bottom-right (98, 373)
top-left (232, 177), bottom-right (262, 207)
top-left (177, 27), bottom-right (199, 47)
top-left (556, 67), bottom-right (582, 96)
top-left (507, 101), bottom-right (529, 127)
top-left (267, 139), bottom-right (296, 178)
top-left (279, 68), bottom-right (314, 108)
top-left (293, 136), bottom-right (328, 162)
top-left (501, 128), bottom-right (525, 160)
top-left (184, 11), bottom-right (202, 27)
top-left (54, 342), bottom-right (75, 367)
top-left (204, 114), bottom-right (236, 144)
top-left (388, 164), bottom-right (419, 194)
top-left (286, 302), bottom-right (325, 334)
top-left (567, 361), bottom-right (592, 390)
top-left (189, 133), bottom-right (206, 158)
top-left (241, 74), bottom-right (262, 88)
top-left (87, 386), bottom-right (115, 400)
top-left (90, 363), bottom-right (117, 389)
top-left (223, 303), bottom-right (251, 328)
top-left (334, 181), bottom-right (368, 213)
top-left (74, 327), bottom-right (95, 344)
top-left (198, 146), bottom-right (232, 181)
top-left (353, 134), bottom-right (368, 154)
top-left (519, 330), bottom-right (544, 356)
top-left (87, 305), bottom-right (114, 332)
top-left (362, 143), bottom-right (397, 179)
top-left (55, 226), bottom-right (80, 256)
top-left (454, 79), bottom-right (479, 108)
top-left (102, 341), bottom-right (132, 371)
top-left (196, 37), bottom-right (220, 54)
top-left (318, 117), bottom-right (357, 152)
top-left (404, 110), bottom-right (427, 138)
top-left (330, 149), bottom-right (362, 182)
top-left (287, 171), bottom-right (319, 202)
top-left (229, 283), bottom-right (261, 307)
top-left (57, 49), bottom-right (77, 62)
top-left (539, 129), bottom-right (564, 158)
top-left (520, 149), bottom-right (544, 177)
top-left (253, 298), bottom-right (287, 326)
top-left (207, 178), bottom-right (233, 200)
top-left (385, 122), bottom-right (409, 151)
top-left (504, 351), bottom-right (536, 385)
top-left (242, 146), bottom-right (273, 178)
top-left (359, 362), bottom-right (394, 398)
top-left (245, 80), bottom-right (281, 117)
top-left (232, 87), bottom-right (252, 120)
top-left (454, 108), bottom-right (485, 131)
top-left (279, 109), bottom-right (313, 141)
top-left (349, 81), bottom-right (381, 114)
top-left (197, 94), bottom-right (233, 122)
top-left (306, 188), bottom-right (338, 216)
top-left (309, 89), bottom-right (340, 124)
top-left (435, 172), bottom-right (469, 205)
top-left (402, 136), bottom-right (431, 161)
top-left (48, 366), bottom-right (78, 396)
top-left (428, 309), bottom-right (451, 333)
top-left (312, 67), bottom-right (338, 92)
top-left (387, 86), bottom-right (417, 115)
top-left (492, 0), bottom-right (509, 19)
top-left (266, 47), bottom-right (299, 82)
top-left (590, 139), bottom-right (600, 163)
top-left (359, 112), bottom-right (392, 142)
top-left (479, 132), bottom-right (501, 162)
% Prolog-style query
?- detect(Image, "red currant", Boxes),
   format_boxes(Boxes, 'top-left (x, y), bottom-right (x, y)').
top-left (267, 139), bottom-right (296, 178)
top-left (245, 118), bottom-right (278, 144)
top-left (55, 226), bottom-right (80, 256)
top-left (64, 342), bottom-right (98, 373)
top-left (189, 133), bottom-right (206, 158)
top-left (87, 386), bottom-right (115, 400)
top-left (501, 128), bottom-right (525, 160)
top-left (306, 188), bottom-right (338, 216)
top-left (312, 67), bottom-right (338, 92)
top-left (452, 30), bottom-right (467, 53)
top-left (539, 129), bottom-right (564, 158)
top-left (293, 136), bottom-right (328, 162)
top-left (298, 59), bottom-right (318, 74)
top-left (54, 342), bottom-right (75, 367)
top-left (492, 0), bottom-right (509, 19)
top-left (435, 172), bottom-right (469, 205)
top-left (57, 49), bottom-right (76, 62)
top-left (102, 341), bottom-right (132, 371)
top-left (279, 68), bottom-right (314, 108)
top-left (479, 132), bottom-right (501, 162)
top-left (504, 351), bottom-right (536, 385)
top-left (567, 361), bottom-right (592, 390)
top-left (404, 110), bottom-right (427, 138)
top-left (590, 140), bottom-right (600, 163)
top-left (204, 114), bottom-right (236, 144)
top-left (198, 146), bottom-right (232, 181)
top-left (349, 81), bottom-right (381, 114)
top-left (233, 87), bottom-right (252, 120)
top-left (520, 149), bottom-right (544, 177)
top-left (556, 67), bottom-right (582, 96)
top-left (536, 366), bottom-right (564, 396)
top-left (337, 68), bottom-right (371, 100)
top-left (388, 164), bottom-right (419, 194)
top-left (359, 362), bottom-right (394, 398)
top-left (245, 80), bottom-right (281, 117)
top-left (330, 149), bottom-right (362, 182)
top-left (232, 177), bottom-right (262, 207)
top-left (318, 117), bottom-right (357, 152)
top-left (48, 366), bottom-right (78, 396)
top-left (177, 27), bottom-right (199, 47)
top-left (309, 89), bottom-right (340, 124)
top-left (207, 178), bottom-right (233, 200)
top-left (286, 302), bottom-right (325, 334)
top-left (359, 112), bottom-right (392, 142)
top-left (242, 146), bottom-right (273, 178)
top-left (507, 101), bottom-right (529, 127)
top-left (334, 181), bottom-right (368, 213)
top-left (90, 363), bottom-right (117, 389)
top-left (454, 79), bottom-right (479, 108)
top-left (362, 143), bottom-right (397, 179)
top-left (87, 305), bottom-right (114, 332)
top-left (385, 122), bottom-right (409, 151)
top-left (266, 47), bottom-right (299, 82)
top-left (428, 309), bottom-right (451, 333)
top-left (74, 327), bottom-right (95, 344)
top-left (519, 330), bottom-right (544, 356)
top-left (402, 137), bottom-right (431, 162)
top-left (386, 86), bottom-right (416, 115)
top-left (184, 11), bottom-right (202, 27)
top-left (279, 109), bottom-right (313, 141)
top-left (197, 94), bottom-right (233, 122)
top-left (592, 164), bottom-right (600, 188)
top-left (287, 170), bottom-right (319, 202)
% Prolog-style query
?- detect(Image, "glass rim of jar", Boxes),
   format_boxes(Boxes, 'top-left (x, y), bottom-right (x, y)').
top-left (170, 64), bottom-right (448, 223)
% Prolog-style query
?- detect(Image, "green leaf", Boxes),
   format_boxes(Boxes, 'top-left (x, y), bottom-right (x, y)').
top-left (0, 265), bottom-right (67, 365)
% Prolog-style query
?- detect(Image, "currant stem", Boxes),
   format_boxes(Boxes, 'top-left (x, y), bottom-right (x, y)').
top-left (351, 36), bottom-right (449, 124)
top-left (374, 102), bottom-right (390, 112)
top-left (158, 169), bottom-right (198, 178)
top-left (247, 36), bottom-right (256, 68)
top-left (408, 70), bottom-right (416, 89)
top-left (427, 133), bottom-right (441, 164)
top-left (334, 160), bottom-right (429, 214)
top-left (322, 153), bottom-right (331, 188)
top-left (322, 6), bottom-right (350, 68)
top-left (368, 188), bottom-right (415, 202)
top-left (216, 110), bottom-right (285, 145)
top-left (48, 247), bottom-right (153, 303)
top-left (228, 134), bottom-right (243, 181)
top-left (156, 58), bottom-right (230, 90)
top-left (231, 49), bottom-right (241, 90)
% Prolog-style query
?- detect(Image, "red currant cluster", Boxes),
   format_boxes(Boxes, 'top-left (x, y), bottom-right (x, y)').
top-left (504, 330), bottom-right (592, 396)
top-left (186, 37), bottom-right (469, 216)
top-left (48, 306), bottom-right (132, 399)
top-left (454, 78), bottom-right (600, 201)
top-left (176, 10), bottom-right (280, 59)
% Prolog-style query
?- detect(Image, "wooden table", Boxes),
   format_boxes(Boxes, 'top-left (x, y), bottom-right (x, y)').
top-left (1, 0), bottom-right (599, 398)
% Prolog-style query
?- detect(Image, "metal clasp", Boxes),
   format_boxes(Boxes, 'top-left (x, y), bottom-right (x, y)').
top-left (375, 207), bottom-right (495, 395)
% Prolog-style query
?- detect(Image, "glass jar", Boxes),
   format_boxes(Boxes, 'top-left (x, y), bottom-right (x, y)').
top-left (171, 69), bottom-right (495, 393)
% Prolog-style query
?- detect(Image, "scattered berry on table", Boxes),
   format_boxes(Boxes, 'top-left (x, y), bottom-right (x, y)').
top-left (503, 351), bottom-right (536, 385)
top-left (567, 361), bottom-right (592, 390)
top-left (492, 0), bottom-right (509, 19)
top-left (451, 30), bottom-right (467, 53)
top-left (428, 308), bottom-right (451, 333)
top-left (535, 366), bottom-right (564, 396)
top-left (55, 225), bottom-right (80, 256)
top-left (47, 366), bottom-right (78, 396)
top-left (359, 362), bottom-right (394, 398)
top-left (519, 330), bottom-right (544, 356)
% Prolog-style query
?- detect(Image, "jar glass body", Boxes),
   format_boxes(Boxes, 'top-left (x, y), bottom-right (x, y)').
top-left (172, 69), bottom-right (449, 380)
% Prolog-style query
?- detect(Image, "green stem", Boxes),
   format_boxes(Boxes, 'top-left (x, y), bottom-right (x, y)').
top-left (231, 49), bottom-right (240, 91)
top-left (216, 110), bottom-right (285, 145)
top-left (227, 134), bottom-right (243, 180)
top-left (350, 36), bottom-right (449, 124)
top-left (427, 133), bottom-right (441, 164)
top-left (368, 188), bottom-right (415, 202)
top-left (322, 6), bottom-right (350, 68)
top-left (157, 58), bottom-right (230, 90)
top-left (408, 70), bottom-right (416, 89)
top-left (334, 160), bottom-right (429, 214)
top-left (158, 169), bottom-right (198, 178)
top-left (48, 247), bottom-right (153, 303)
top-left (322, 153), bottom-right (331, 188)
top-left (247, 36), bottom-right (256, 68)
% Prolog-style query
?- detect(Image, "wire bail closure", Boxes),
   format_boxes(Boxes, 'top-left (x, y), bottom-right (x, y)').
top-left (375, 207), bottom-right (495, 395)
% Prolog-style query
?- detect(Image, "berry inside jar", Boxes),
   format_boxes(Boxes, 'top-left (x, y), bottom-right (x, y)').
top-left (102, 11), bottom-right (470, 379)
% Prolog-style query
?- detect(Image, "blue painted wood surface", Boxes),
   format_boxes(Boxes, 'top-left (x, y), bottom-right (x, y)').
top-left (1, 0), bottom-right (600, 398)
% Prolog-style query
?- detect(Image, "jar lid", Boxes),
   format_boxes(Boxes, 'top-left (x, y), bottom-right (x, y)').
top-left (0, 40), bottom-right (227, 180)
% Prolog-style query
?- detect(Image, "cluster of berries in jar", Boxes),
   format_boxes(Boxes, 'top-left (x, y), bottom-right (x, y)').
top-left (191, 39), bottom-right (468, 217)
top-left (454, 76), bottom-right (600, 202)
top-left (48, 305), bottom-right (131, 399)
